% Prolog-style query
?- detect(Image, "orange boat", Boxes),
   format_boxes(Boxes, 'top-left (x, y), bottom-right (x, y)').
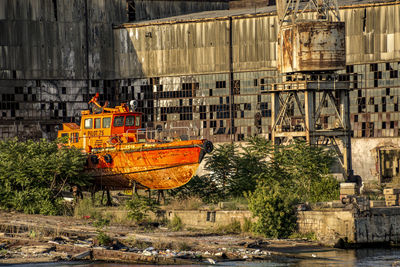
top-left (57, 93), bottom-right (213, 190)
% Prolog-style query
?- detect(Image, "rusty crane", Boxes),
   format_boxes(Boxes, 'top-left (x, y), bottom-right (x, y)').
top-left (267, 0), bottom-right (356, 180)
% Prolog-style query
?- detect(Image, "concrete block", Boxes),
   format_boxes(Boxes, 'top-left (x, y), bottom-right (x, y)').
top-left (340, 183), bottom-right (358, 189)
top-left (385, 200), bottom-right (398, 206)
top-left (370, 200), bottom-right (386, 208)
top-left (340, 188), bottom-right (359, 195)
top-left (385, 194), bottom-right (399, 201)
top-left (383, 188), bottom-right (400, 195)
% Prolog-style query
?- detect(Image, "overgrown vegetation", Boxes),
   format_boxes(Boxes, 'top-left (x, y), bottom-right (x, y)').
top-left (168, 214), bottom-right (183, 231)
top-left (0, 138), bottom-right (91, 215)
top-left (171, 137), bottom-right (339, 238)
top-left (126, 195), bottom-right (160, 223)
top-left (94, 217), bottom-right (112, 246)
top-left (216, 220), bottom-right (242, 234)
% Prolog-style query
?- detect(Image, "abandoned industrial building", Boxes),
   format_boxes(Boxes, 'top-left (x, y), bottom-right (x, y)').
top-left (0, 0), bottom-right (399, 185)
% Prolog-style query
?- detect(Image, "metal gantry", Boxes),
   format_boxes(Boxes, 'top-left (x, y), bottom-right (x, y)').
top-left (271, 0), bottom-right (355, 179)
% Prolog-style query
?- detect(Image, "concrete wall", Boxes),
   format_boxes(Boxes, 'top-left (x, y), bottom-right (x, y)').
top-left (298, 207), bottom-right (400, 245)
top-left (352, 138), bottom-right (400, 185)
top-left (165, 210), bottom-right (253, 229)
top-left (297, 210), bottom-right (355, 245)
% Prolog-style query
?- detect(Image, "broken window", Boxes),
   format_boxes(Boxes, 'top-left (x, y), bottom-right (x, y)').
top-left (206, 211), bottom-right (216, 222)
top-left (127, 0), bottom-right (136, 22)
top-left (216, 81), bottom-right (226, 89)
top-left (379, 149), bottom-right (400, 183)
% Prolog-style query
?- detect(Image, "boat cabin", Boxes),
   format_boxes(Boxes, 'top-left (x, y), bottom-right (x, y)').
top-left (57, 93), bottom-right (142, 151)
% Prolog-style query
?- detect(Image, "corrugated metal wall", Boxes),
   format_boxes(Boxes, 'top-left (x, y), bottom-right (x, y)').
top-left (114, 2), bottom-right (400, 78)
top-left (0, 0), bottom-right (127, 80)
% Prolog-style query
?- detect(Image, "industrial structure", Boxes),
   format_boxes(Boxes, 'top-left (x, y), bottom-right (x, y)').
top-left (270, 0), bottom-right (353, 179)
top-left (0, 0), bottom-right (400, 185)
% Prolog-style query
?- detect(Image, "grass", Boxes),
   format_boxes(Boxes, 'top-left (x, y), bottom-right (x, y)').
top-left (176, 242), bottom-right (192, 251)
top-left (168, 214), bottom-right (183, 231)
top-left (73, 198), bottom-right (102, 219)
top-left (165, 197), bottom-right (204, 210)
top-left (289, 231), bottom-right (317, 241)
top-left (216, 220), bottom-right (242, 234)
top-left (241, 217), bottom-right (252, 233)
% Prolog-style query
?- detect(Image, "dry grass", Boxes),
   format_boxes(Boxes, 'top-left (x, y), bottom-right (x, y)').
top-left (164, 197), bottom-right (205, 210)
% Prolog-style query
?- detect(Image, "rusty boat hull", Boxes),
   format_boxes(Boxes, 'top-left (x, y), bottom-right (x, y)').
top-left (86, 139), bottom-right (210, 190)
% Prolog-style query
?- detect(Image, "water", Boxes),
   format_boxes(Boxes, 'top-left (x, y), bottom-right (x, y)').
top-left (6, 248), bottom-right (400, 267)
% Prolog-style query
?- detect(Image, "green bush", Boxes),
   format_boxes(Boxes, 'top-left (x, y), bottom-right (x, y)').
top-left (246, 140), bottom-right (339, 238)
top-left (126, 195), bottom-right (159, 223)
top-left (0, 138), bottom-right (91, 215)
top-left (96, 230), bottom-right (112, 246)
top-left (168, 214), bottom-right (183, 231)
top-left (247, 182), bottom-right (298, 238)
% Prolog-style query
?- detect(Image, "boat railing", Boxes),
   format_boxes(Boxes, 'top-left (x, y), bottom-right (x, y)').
top-left (125, 127), bottom-right (197, 142)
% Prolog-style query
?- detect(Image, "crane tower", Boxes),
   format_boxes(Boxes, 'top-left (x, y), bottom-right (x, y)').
top-left (268, 0), bottom-right (354, 180)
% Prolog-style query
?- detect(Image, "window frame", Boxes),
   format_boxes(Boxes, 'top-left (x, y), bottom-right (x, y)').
top-left (94, 118), bottom-right (101, 129)
top-left (113, 116), bottom-right (125, 127)
top-left (84, 118), bottom-right (93, 129)
top-left (125, 115), bottom-right (135, 126)
top-left (103, 117), bottom-right (111, 128)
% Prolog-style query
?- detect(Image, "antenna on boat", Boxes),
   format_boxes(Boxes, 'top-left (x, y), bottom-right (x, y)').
top-left (129, 100), bottom-right (137, 111)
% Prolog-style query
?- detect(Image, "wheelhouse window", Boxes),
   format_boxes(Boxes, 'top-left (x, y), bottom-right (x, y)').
top-left (94, 118), bottom-right (101, 129)
top-left (125, 115), bottom-right (135, 126)
top-left (113, 116), bottom-right (124, 127)
top-left (103, 117), bottom-right (111, 128)
top-left (84, 118), bottom-right (93, 129)
top-left (135, 116), bottom-right (141, 127)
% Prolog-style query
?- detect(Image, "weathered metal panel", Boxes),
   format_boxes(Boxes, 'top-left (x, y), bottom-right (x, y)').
top-left (278, 21), bottom-right (346, 73)
top-left (0, 0), bottom-right (126, 80)
top-left (115, 20), bottom-right (231, 78)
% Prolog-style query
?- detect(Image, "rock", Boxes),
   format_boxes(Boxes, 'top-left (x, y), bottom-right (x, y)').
top-left (243, 255), bottom-right (249, 259)
top-left (144, 246), bottom-right (155, 251)
top-left (142, 251), bottom-right (152, 256)
top-left (245, 240), bottom-right (269, 249)
top-left (207, 258), bottom-right (216, 264)
top-left (71, 250), bottom-right (92, 260)
top-left (20, 245), bottom-right (55, 254)
top-left (111, 240), bottom-right (125, 250)
top-left (215, 252), bottom-right (227, 259)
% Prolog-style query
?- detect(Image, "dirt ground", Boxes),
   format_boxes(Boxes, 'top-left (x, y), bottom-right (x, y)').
top-left (0, 210), bottom-right (328, 265)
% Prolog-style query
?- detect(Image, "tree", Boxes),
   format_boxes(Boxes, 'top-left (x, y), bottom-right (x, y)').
top-left (246, 139), bottom-right (340, 238)
top-left (0, 138), bottom-right (91, 215)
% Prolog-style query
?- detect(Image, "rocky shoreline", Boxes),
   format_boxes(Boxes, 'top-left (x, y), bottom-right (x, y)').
top-left (0, 211), bottom-right (326, 265)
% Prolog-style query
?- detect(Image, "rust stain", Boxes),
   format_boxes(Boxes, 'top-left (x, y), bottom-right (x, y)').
top-left (88, 140), bottom-right (206, 190)
top-left (278, 21), bottom-right (345, 73)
